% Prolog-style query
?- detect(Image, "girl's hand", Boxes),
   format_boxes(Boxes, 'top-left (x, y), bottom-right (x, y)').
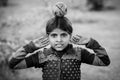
top-left (32, 35), bottom-right (49, 48)
top-left (71, 35), bottom-right (91, 45)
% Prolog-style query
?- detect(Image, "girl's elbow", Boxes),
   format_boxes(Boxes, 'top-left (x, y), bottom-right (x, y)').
top-left (105, 59), bottom-right (110, 66)
top-left (100, 55), bottom-right (111, 66)
top-left (8, 63), bottom-right (23, 69)
top-left (8, 62), bottom-right (16, 69)
top-left (8, 58), bottom-right (21, 69)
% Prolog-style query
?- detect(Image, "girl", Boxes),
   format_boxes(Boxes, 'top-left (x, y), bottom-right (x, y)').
top-left (9, 2), bottom-right (110, 80)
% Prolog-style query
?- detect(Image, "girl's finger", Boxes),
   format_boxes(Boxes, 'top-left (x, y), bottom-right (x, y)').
top-left (71, 39), bottom-right (78, 44)
top-left (33, 37), bottom-right (45, 43)
top-left (39, 42), bottom-right (49, 48)
top-left (41, 38), bottom-right (49, 43)
top-left (38, 35), bottom-right (48, 41)
top-left (42, 37), bottom-right (49, 42)
top-left (38, 36), bottom-right (45, 41)
top-left (42, 42), bottom-right (49, 47)
top-left (38, 38), bottom-right (48, 44)
top-left (76, 35), bottom-right (82, 38)
top-left (41, 40), bottom-right (49, 45)
top-left (72, 36), bottom-right (79, 42)
top-left (71, 37), bottom-right (76, 42)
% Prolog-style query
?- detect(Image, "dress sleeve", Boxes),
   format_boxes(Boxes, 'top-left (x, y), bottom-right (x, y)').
top-left (25, 52), bottom-right (39, 68)
top-left (8, 41), bottom-right (39, 69)
top-left (81, 38), bottom-right (110, 66)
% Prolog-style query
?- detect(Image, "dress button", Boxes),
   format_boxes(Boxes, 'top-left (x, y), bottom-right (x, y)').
top-left (65, 62), bottom-right (68, 65)
top-left (68, 71), bottom-right (70, 73)
top-left (72, 71), bottom-right (74, 74)
top-left (64, 77), bottom-right (66, 79)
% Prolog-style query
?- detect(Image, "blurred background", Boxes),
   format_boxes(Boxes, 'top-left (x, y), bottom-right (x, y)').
top-left (0, 0), bottom-right (120, 80)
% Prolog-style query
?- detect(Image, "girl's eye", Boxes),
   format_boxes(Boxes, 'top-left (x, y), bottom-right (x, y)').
top-left (61, 33), bottom-right (68, 37)
top-left (51, 34), bottom-right (57, 38)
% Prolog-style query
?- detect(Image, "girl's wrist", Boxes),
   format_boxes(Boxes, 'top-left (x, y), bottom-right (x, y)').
top-left (85, 38), bottom-right (101, 49)
top-left (23, 41), bottom-right (39, 53)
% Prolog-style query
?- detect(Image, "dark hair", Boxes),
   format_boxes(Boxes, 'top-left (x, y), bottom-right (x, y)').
top-left (46, 16), bottom-right (73, 35)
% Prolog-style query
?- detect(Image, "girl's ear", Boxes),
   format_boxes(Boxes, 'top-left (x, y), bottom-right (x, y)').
top-left (70, 34), bottom-right (72, 38)
top-left (69, 34), bottom-right (72, 43)
top-left (45, 34), bottom-right (49, 37)
top-left (46, 34), bottom-right (49, 39)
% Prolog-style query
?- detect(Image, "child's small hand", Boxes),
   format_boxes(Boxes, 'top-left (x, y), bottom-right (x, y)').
top-left (71, 35), bottom-right (90, 45)
top-left (32, 35), bottom-right (49, 48)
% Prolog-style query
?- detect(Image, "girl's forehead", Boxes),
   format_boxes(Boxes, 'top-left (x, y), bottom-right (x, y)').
top-left (51, 28), bottom-right (67, 34)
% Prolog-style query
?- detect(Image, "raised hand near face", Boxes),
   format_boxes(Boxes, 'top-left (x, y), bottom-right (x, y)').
top-left (32, 35), bottom-right (49, 48)
top-left (71, 35), bottom-right (91, 45)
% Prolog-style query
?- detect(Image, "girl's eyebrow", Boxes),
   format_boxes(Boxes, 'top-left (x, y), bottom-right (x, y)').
top-left (50, 31), bottom-right (68, 34)
top-left (50, 33), bottom-right (57, 34)
top-left (61, 32), bottom-right (67, 34)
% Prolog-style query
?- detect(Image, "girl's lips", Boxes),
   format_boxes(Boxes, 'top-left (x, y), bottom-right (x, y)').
top-left (55, 44), bottom-right (63, 47)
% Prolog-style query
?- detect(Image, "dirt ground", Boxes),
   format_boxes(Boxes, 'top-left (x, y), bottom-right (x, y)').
top-left (0, 0), bottom-right (120, 80)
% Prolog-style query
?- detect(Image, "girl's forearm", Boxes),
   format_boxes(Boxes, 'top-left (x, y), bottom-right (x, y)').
top-left (8, 41), bottom-right (38, 69)
top-left (9, 47), bottom-right (27, 69)
top-left (86, 38), bottom-right (110, 66)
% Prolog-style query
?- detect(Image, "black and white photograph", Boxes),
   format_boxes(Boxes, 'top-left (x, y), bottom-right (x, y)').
top-left (0, 0), bottom-right (120, 80)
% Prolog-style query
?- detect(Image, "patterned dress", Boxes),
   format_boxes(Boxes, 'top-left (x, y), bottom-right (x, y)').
top-left (9, 38), bottom-right (110, 80)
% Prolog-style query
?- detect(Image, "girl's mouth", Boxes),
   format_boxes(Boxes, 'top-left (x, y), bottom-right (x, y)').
top-left (55, 44), bottom-right (63, 47)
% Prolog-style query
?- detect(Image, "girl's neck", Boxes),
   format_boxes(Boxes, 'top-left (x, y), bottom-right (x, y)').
top-left (51, 44), bottom-right (72, 58)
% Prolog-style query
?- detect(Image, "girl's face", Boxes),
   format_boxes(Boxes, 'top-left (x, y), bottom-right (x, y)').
top-left (48, 28), bottom-right (71, 51)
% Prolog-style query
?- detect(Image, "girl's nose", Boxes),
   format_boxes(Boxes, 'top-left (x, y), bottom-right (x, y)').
top-left (56, 36), bottom-right (62, 42)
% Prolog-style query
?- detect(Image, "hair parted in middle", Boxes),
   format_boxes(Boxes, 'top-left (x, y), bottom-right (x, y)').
top-left (46, 16), bottom-right (73, 35)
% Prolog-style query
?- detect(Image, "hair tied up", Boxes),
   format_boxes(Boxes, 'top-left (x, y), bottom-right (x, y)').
top-left (52, 2), bottom-right (67, 17)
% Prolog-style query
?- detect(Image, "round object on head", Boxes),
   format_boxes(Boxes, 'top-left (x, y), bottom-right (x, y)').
top-left (52, 2), bottom-right (67, 17)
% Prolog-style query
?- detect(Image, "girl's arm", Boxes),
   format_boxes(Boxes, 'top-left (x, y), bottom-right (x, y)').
top-left (71, 35), bottom-right (110, 66)
top-left (9, 36), bottom-right (49, 69)
top-left (81, 38), bottom-right (110, 66)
